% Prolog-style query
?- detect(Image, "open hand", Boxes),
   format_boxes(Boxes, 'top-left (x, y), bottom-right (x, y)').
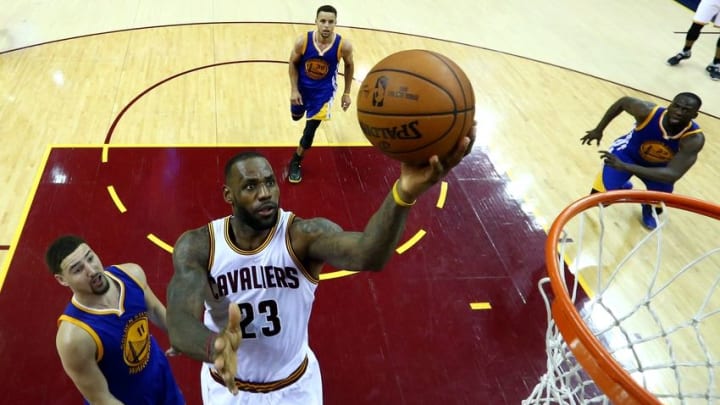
top-left (598, 150), bottom-right (625, 170)
top-left (581, 129), bottom-right (603, 146)
top-left (213, 304), bottom-right (242, 395)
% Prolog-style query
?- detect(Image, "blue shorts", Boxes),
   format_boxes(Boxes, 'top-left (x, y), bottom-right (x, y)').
top-left (592, 148), bottom-right (673, 193)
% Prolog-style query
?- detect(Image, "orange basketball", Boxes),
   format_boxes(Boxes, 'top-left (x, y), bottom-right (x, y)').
top-left (356, 49), bottom-right (475, 164)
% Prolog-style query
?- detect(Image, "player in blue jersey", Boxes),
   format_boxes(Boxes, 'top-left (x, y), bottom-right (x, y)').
top-left (287, 5), bottom-right (354, 183)
top-left (46, 235), bottom-right (184, 404)
top-left (581, 93), bottom-right (705, 229)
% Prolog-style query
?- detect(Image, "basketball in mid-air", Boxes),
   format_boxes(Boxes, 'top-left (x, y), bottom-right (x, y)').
top-left (356, 49), bottom-right (475, 164)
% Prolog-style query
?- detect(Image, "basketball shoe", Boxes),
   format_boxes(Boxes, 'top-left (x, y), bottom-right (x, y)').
top-left (706, 64), bottom-right (720, 81)
top-left (288, 158), bottom-right (302, 184)
top-left (666, 51), bottom-right (691, 66)
top-left (641, 204), bottom-right (659, 230)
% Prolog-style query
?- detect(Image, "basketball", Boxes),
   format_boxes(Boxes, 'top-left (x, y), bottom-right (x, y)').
top-left (356, 49), bottom-right (475, 164)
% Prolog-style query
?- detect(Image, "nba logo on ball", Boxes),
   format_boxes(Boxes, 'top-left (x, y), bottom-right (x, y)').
top-left (357, 49), bottom-right (475, 164)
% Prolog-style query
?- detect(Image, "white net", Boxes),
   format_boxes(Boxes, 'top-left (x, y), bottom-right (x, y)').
top-left (524, 193), bottom-right (720, 405)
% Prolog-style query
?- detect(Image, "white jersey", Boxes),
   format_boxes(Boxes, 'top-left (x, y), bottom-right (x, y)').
top-left (203, 209), bottom-right (318, 385)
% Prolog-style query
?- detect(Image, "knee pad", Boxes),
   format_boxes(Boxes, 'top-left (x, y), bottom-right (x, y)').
top-left (687, 23), bottom-right (703, 41)
top-left (300, 120), bottom-right (322, 149)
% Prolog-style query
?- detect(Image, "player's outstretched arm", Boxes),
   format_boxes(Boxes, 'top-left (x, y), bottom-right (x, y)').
top-left (167, 228), bottom-right (220, 362)
top-left (56, 323), bottom-right (123, 405)
top-left (581, 96), bottom-right (655, 146)
top-left (300, 124), bottom-right (474, 271)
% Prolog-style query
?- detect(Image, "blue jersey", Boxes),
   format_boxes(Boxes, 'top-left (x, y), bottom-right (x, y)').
top-left (295, 31), bottom-right (343, 118)
top-left (609, 106), bottom-right (702, 167)
top-left (58, 265), bottom-right (184, 405)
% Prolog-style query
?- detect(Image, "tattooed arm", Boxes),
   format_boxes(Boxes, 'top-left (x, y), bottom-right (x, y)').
top-left (167, 226), bottom-right (216, 362)
top-left (293, 124), bottom-right (475, 273)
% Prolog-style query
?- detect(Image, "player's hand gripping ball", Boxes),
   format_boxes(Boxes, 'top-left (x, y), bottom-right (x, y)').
top-left (356, 49), bottom-right (475, 164)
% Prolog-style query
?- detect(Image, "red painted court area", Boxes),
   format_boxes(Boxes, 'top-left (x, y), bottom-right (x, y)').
top-left (0, 146), bottom-right (550, 404)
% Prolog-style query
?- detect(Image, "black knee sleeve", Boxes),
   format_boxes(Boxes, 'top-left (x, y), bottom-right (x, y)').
top-left (299, 120), bottom-right (322, 150)
top-left (687, 22), bottom-right (703, 42)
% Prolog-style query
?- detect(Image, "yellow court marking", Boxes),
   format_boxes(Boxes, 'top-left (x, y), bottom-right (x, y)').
top-left (102, 145), bottom-right (109, 162)
top-left (436, 181), bottom-right (448, 208)
top-left (469, 302), bottom-right (492, 310)
top-left (395, 230), bottom-right (426, 254)
top-left (106, 185), bottom-right (127, 213)
top-left (147, 234), bottom-right (174, 253)
top-left (320, 270), bottom-right (359, 281)
top-left (0, 145), bottom-right (53, 292)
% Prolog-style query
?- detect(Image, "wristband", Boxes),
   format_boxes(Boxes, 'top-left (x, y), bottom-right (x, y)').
top-left (392, 180), bottom-right (416, 207)
top-left (343, 93), bottom-right (350, 96)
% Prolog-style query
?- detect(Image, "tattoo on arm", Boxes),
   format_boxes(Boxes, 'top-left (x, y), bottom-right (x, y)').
top-left (167, 228), bottom-right (216, 362)
top-left (306, 192), bottom-right (411, 270)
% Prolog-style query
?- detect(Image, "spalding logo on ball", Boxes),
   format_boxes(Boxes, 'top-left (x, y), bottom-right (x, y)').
top-left (357, 49), bottom-right (475, 164)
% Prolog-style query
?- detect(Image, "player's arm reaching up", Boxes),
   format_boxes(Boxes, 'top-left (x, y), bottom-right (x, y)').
top-left (289, 124), bottom-right (475, 278)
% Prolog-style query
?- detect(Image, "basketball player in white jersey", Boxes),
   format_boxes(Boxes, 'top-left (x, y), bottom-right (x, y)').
top-left (166, 125), bottom-right (475, 404)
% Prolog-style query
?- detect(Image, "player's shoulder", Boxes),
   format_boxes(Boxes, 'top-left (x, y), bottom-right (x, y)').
top-left (173, 225), bottom-right (211, 262)
top-left (57, 316), bottom-right (96, 348)
top-left (177, 225), bottom-right (211, 246)
top-left (114, 263), bottom-right (146, 284)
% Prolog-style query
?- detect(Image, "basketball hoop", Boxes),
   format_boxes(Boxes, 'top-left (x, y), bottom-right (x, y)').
top-left (524, 190), bottom-right (720, 404)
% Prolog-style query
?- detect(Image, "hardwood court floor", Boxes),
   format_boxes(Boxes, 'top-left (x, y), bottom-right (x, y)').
top-left (1, 1), bottom-right (720, 404)
top-left (0, 146), bottom-right (548, 404)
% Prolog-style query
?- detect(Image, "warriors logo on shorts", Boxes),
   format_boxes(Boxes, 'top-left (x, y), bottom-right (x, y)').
top-left (122, 313), bottom-right (151, 373)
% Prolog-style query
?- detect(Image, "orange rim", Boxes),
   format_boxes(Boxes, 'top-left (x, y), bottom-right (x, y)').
top-left (546, 190), bottom-right (720, 405)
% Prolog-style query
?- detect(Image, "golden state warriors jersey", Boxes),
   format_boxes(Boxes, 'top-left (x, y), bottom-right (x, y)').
top-left (204, 209), bottom-right (319, 383)
top-left (58, 266), bottom-right (184, 404)
top-left (610, 106), bottom-right (702, 167)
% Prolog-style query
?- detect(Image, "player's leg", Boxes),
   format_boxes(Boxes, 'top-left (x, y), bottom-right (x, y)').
top-left (637, 180), bottom-right (674, 230)
top-left (288, 99), bottom-right (330, 184)
top-left (288, 119), bottom-right (321, 184)
top-left (291, 104), bottom-right (306, 122)
top-left (707, 35), bottom-right (720, 80)
top-left (590, 163), bottom-right (633, 194)
top-left (667, 22), bottom-right (703, 65)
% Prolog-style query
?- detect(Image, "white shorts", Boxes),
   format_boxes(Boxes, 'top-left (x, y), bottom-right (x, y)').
top-left (200, 350), bottom-right (323, 405)
top-left (694, 0), bottom-right (720, 26)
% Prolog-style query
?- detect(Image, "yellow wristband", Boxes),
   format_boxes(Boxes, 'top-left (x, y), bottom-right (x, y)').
top-left (343, 92), bottom-right (350, 96)
top-left (392, 180), bottom-right (416, 207)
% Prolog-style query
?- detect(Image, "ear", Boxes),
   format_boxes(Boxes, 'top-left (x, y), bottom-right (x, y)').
top-left (54, 273), bottom-right (69, 287)
top-left (222, 185), bottom-right (233, 204)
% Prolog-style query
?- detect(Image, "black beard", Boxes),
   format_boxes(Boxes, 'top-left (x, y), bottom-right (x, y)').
top-left (235, 206), bottom-right (277, 231)
top-left (92, 274), bottom-right (111, 295)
